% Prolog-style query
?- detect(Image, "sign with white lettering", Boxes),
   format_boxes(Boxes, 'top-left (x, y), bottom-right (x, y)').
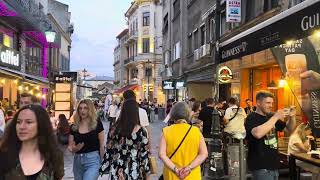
top-left (226, 0), bottom-right (241, 23)
top-left (176, 81), bottom-right (185, 89)
top-left (220, 1), bottom-right (320, 62)
top-left (54, 72), bottom-right (77, 83)
top-left (163, 80), bottom-right (175, 90)
top-left (0, 44), bottom-right (20, 70)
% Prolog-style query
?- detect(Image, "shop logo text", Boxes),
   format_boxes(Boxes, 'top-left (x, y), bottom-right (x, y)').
top-left (301, 12), bottom-right (319, 31)
top-left (1, 49), bottom-right (19, 67)
top-left (222, 42), bottom-right (248, 59)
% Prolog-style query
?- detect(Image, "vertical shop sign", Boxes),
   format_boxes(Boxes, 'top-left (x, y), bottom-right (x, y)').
top-left (226, 0), bottom-right (241, 23)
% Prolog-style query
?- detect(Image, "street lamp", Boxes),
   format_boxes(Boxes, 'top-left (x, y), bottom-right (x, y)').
top-left (45, 31), bottom-right (56, 43)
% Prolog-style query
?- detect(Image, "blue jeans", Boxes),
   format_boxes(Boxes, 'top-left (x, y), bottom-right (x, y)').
top-left (73, 151), bottom-right (101, 180)
top-left (252, 169), bottom-right (279, 180)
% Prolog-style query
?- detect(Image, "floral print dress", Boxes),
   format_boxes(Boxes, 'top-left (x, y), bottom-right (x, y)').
top-left (100, 126), bottom-right (150, 180)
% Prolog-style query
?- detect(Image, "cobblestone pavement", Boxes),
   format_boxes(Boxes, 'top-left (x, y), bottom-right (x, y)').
top-left (62, 117), bottom-right (166, 180)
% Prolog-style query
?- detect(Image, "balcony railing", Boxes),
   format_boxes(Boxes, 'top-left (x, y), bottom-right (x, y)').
top-left (5, 0), bottom-right (50, 32)
top-left (124, 56), bottom-right (134, 65)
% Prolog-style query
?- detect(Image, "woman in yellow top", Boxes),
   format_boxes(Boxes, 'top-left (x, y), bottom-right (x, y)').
top-left (159, 102), bottom-right (208, 180)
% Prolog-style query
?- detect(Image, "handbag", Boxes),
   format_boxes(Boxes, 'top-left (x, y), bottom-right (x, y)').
top-left (159, 125), bottom-right (193, 180)
top-left (149, 156), bottom-right (158, 174)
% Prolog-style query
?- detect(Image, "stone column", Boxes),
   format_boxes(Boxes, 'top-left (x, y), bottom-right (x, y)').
top-left (137, 64), bottom-right (144, 100)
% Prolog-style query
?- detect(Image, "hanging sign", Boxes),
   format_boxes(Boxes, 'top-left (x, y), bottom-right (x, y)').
top-left (226, 0), bottom-right (241, 23)
top-left (218, 66), bottom-right (233, 83)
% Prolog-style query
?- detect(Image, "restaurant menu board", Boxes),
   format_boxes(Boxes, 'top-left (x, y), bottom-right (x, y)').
top-left (272, 37), bottom-right (320, 137)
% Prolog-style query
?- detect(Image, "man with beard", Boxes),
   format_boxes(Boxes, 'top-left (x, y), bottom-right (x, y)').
top-left (245, 90), bottom-right (296, 180)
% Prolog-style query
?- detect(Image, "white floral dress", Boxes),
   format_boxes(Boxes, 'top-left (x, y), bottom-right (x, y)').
top-left (99, 127), bottom-right (150, 180)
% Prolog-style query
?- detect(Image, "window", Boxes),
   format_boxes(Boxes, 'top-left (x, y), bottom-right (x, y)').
top-left (193, 30), bottom-right (199, 50)
top-left (209, 18), bottom-right (215, 41)
top-left (174, 41), bottom-right (180, 60)
top-left (164, 51), bottom-right (170, 65)
top-left (289, 0), bottom-right (305, 7)
top-left (145, 67), bottom-right (152, 77)
top-left (263, 0), bottom-right (279, 12)
top-left (143, 38), bottom-right (150, 53)
top-left (173, 0), bottom-right (181, 17)
top-left (136, 19), bottom-right (138, 31)
top-left (200, 25), bottom-right (206, 46)
top-left (188, 34), bottom-right (193, 54)
top-left (143, 12), bottom-right (150, 26)
top-left (26, 45), bottom-right (42, 76)
top-left (163, 13), bottom-right (169, 33)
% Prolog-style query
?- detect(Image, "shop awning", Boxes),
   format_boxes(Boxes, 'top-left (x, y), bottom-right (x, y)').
top-left (113, 84), bottom-right (138, 94)
top-left (0, 66), bottom-right (49, 87)
top-left (219, 0), bottom-right (320, 62)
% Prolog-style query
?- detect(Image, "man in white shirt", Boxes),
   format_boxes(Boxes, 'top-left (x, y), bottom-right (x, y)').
top-left (223, 97), bottom-right (247, 137)
top-left (108, 101), bottom-right (119, 125)
top-left (104, 93), bottom-right (113, 120)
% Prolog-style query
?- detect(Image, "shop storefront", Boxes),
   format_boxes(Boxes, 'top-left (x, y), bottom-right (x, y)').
top-left (0, 10), bottom-right (51, 109)
top-left (218, 0), bottom-right (320, 136)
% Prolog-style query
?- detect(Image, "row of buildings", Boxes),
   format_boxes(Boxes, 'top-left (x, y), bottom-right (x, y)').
top-left (0, 0), bottom-right (73, 108)
top-left (113, 0), bottom-right (317, 109)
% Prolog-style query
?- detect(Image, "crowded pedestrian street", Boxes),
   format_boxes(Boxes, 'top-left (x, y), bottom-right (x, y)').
top-left (1, 0), bottom-right (320, 180)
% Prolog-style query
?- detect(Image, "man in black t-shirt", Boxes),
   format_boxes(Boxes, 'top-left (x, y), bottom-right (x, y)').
top-left (198, 98), bottom-right (215, 138)
top-left (245, 90), bottom-right (296, 180)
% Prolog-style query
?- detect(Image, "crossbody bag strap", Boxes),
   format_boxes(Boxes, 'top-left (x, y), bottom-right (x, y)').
top-left (229, 107), bottom-right (240, 121)
top-left (169, 125), bottom-right (193, 159)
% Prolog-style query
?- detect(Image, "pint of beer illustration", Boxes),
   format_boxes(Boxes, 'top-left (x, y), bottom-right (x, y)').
top-left (285, 54), bottom-right (308, 102)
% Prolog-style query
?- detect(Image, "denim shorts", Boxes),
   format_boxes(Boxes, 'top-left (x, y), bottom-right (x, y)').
top-left (252, 169), bottom-right (279, 180)
top-left (73, 151), bottom-right (101, 180)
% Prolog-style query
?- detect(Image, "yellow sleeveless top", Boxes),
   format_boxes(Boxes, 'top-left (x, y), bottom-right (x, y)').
top-left (163, 123), bottom-right (202, 180)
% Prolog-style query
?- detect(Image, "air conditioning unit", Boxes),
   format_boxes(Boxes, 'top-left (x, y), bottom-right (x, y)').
top-left (200, 44), bottom-right (211, 58)
top-left (194, 49), bottom-right (200, 61)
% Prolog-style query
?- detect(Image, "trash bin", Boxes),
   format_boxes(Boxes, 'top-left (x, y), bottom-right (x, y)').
top-left (227, 141), bottom-right (247, 180)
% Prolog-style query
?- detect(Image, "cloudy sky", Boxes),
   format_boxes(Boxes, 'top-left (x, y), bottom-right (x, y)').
top-left (58, 0), bottom-right (132, 77)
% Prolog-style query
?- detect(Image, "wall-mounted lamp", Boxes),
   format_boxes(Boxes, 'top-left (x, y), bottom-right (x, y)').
top-left (278, 76), bottom-right (287, 88)
top-left (267, 80), bottom-right (278, 90)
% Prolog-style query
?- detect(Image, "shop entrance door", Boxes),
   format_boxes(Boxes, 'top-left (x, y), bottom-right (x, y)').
top-left (219, 83), bottom-right (231, 102)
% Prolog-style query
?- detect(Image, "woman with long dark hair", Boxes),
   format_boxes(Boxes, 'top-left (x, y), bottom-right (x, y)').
top-left (57, 114), bottom-right (70, 145)
top-left (0, 105), bottom-right (64, 179)
top-left (100, 99), bottom-right (150, 179)
top-left (69, 99), bottom-right (104, 180)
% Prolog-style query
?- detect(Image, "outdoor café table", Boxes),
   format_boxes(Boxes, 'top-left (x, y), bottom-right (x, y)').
top-left (289, 152), bottom-right (320, 180)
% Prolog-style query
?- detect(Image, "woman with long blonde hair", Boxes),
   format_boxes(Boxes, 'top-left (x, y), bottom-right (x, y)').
top-left (68, 99), bottom-right (105, 180)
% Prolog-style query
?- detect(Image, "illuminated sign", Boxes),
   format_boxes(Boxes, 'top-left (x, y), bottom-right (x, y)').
top-left (218, 66), bottom-right (233, 83)
top-left (0, 45), bottom-right (20, 70)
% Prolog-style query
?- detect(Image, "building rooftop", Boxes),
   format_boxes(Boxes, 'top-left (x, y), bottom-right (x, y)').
top-left (116, 29), bottom-right (129, 39)
top-left (86, 76), bottom-right (114, 81)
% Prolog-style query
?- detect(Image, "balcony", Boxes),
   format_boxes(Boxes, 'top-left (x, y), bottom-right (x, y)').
top-left (199, 44), bottom-right (211, 59)
top-left (124, 53), bottom-right (161, 66)
top-left (129, 78), bottom-right (138, 85)
top-left (3, 0), bottom-right (50, 32)
top-left (124, 56), bottom-right (134, 65)
top-left (127, 30), bottom-right (138, 42)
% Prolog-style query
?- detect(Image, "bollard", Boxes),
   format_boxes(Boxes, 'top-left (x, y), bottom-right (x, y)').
top-left (204, 109), bottom-right (225, 179)
top-left (239, 139), bottom-right (246, 180)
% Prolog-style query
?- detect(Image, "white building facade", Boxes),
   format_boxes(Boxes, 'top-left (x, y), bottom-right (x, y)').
top-left (123, 0), bottom-right (164, 104)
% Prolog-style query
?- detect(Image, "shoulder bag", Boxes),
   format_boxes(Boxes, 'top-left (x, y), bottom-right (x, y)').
top-left (159, 125), bottom-right (193, 180)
